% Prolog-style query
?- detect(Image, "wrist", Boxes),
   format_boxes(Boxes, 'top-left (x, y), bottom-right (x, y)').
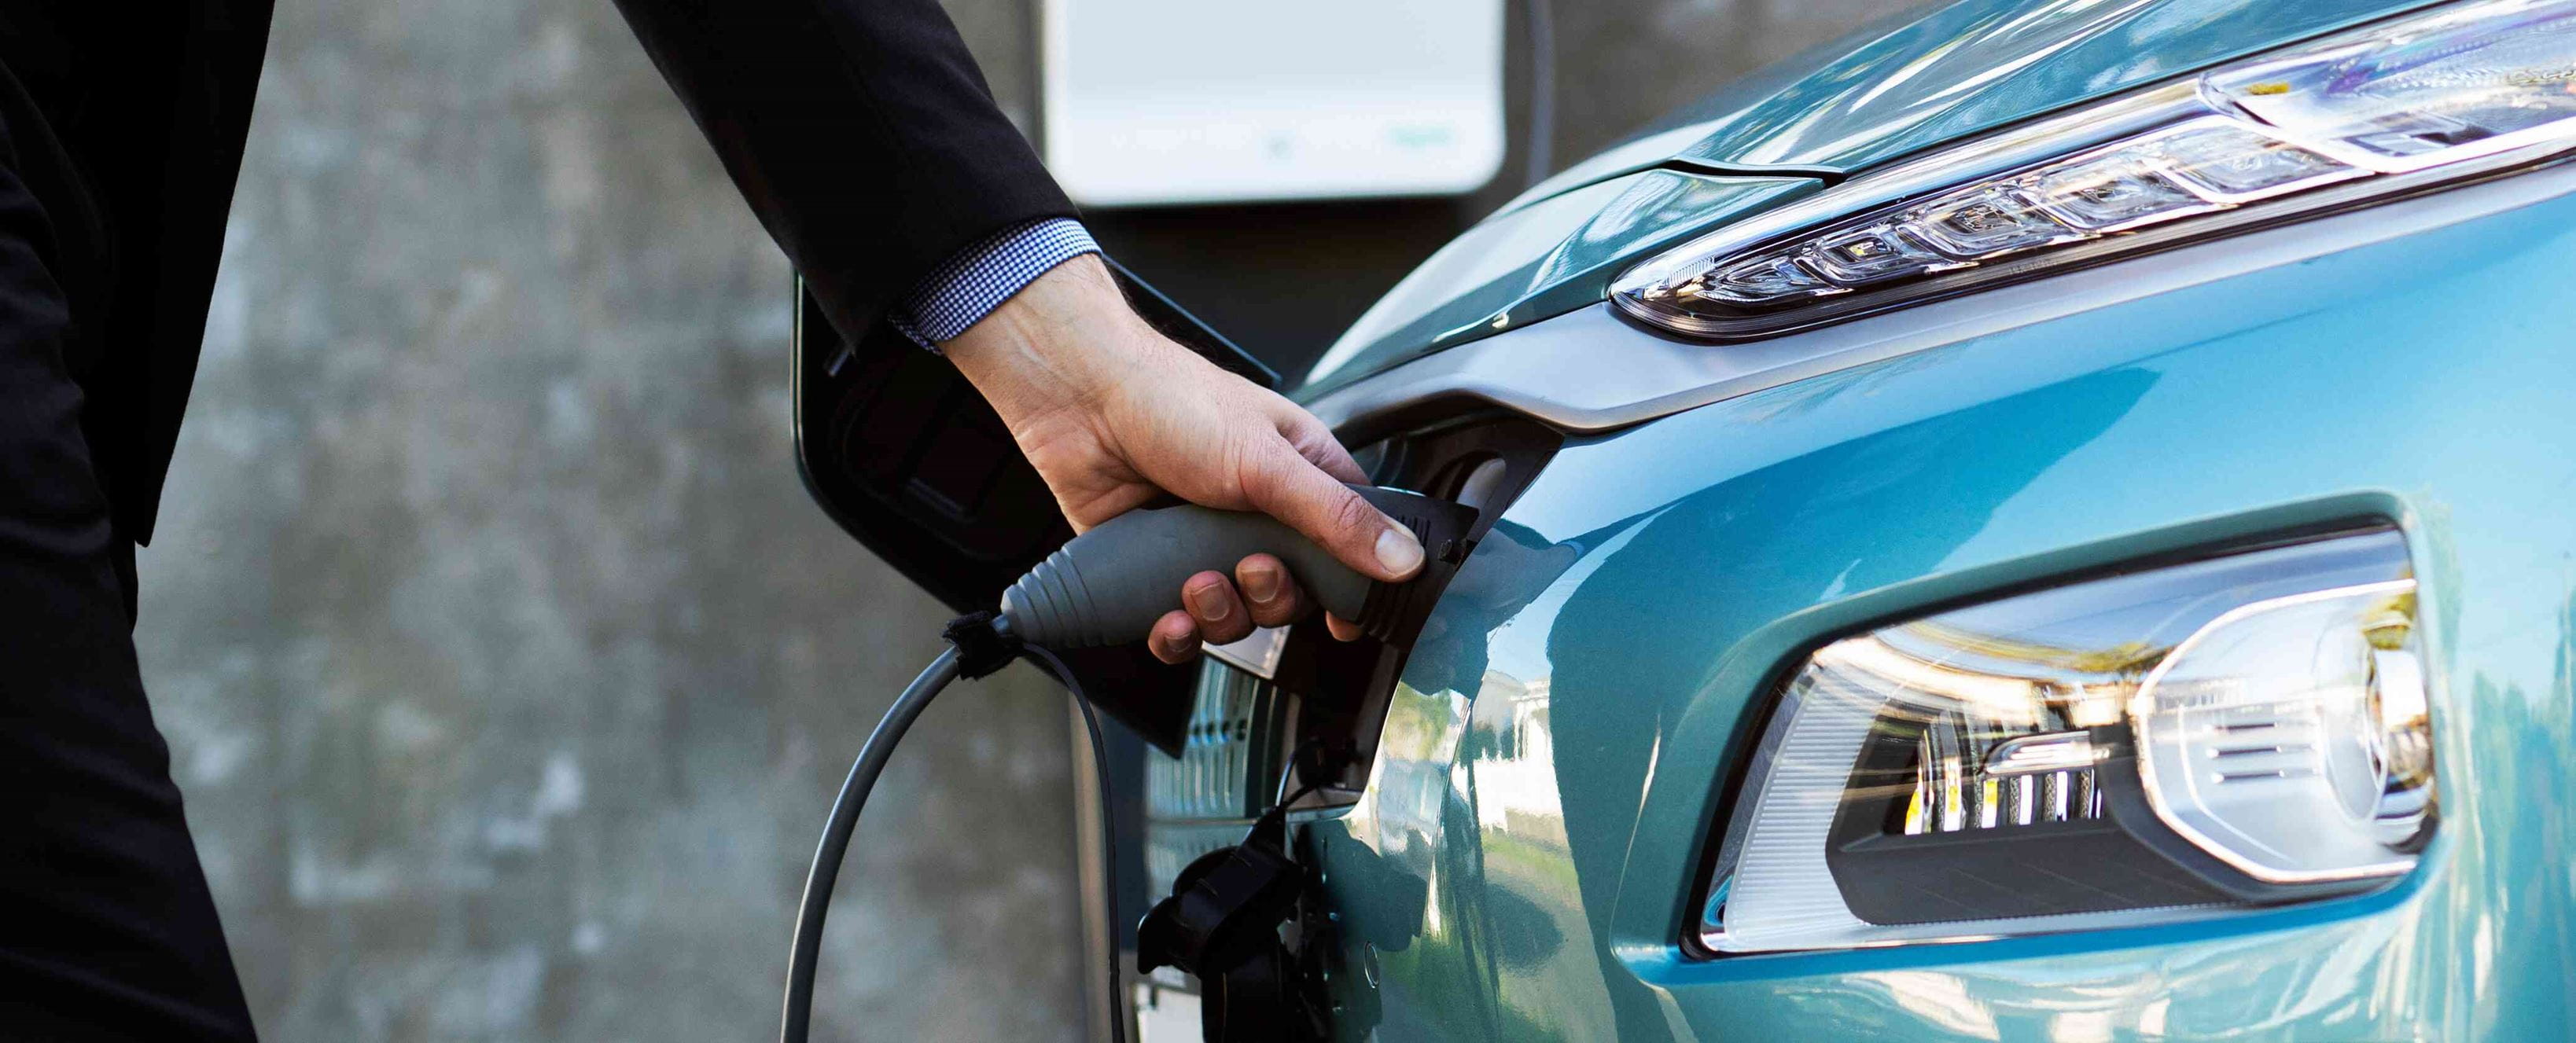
top-left (942, 255), bottom-right (1162, 432)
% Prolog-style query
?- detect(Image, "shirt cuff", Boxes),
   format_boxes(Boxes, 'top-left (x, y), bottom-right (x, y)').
top-left (889, 217), bottom-right (1101, 350)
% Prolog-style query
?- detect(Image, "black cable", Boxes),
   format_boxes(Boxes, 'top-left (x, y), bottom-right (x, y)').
top-left (1279, 780), bottom-right (1320, 811)
top-left (1018, 641), bottom-right (1131, 1043)
top-left (780, 647), bottom-right (962, 1043)
top-left (778, 632), bottom-right (1130, 1043)
top-left (1275, 736), bottom-right (1324, 806)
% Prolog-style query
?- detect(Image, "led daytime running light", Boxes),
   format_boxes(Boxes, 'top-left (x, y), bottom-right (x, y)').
top-left (1650, 115), bottom-right (2364, 314)
top-left (1617, 0), bottom-right (2576, 340)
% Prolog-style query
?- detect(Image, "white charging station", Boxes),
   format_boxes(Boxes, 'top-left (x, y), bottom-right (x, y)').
top-left (1040, 0), bottom-right (1507, 207)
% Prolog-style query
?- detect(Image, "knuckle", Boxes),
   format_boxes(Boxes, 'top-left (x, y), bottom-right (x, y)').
top-left (1278, 414), bottom-right (1327, 450)
top-left (1327, 490), bottom-right (1378, 538)
top-left (1234, 437), bottom-right (1287, 485)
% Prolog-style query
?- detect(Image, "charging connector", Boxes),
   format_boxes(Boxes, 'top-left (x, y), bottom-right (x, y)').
top-left (1001, 486), bottom-right (1476, 648)
top-left (780, 487), bottom-right (1470, 1043)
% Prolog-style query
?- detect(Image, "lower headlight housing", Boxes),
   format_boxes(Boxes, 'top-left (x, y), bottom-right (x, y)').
top-left (1698, 528), bottom-right (2432, 955)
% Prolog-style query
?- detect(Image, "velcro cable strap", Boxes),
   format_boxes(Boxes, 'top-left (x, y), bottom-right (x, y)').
top-left (942, 611), bottom-right (1022, 679)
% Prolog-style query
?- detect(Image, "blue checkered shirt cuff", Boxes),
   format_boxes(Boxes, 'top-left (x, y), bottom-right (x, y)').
top-left (890, 217), bottom-right (1100, 349)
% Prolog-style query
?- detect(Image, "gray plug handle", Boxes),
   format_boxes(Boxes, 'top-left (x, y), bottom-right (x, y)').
top-left (1001, 504), bottom-right (1366, 650)
top-left (1000, 486), bottom-right (1470, 650)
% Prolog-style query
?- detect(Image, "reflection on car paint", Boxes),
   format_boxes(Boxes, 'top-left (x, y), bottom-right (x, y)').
top-left (1310, 186), bottom-right (2576, 1040)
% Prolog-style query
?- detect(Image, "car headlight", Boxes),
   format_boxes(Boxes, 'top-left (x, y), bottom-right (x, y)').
top-left (1699, 529), bottom-right (2432, 955)
top-left (1616, 0), bottom-right (2576, 340)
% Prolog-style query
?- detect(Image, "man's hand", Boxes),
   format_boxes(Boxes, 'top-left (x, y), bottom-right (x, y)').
top-left (943, 255), bottom-right (1422, 663)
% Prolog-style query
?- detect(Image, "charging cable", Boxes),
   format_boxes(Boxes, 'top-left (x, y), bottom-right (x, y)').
top-left (778, 613), bottom-right (1123, 1043)
top-left (778, 644), bottom-right (962, 1043)
top-left (778, 487), bottom-right (1474, 1042)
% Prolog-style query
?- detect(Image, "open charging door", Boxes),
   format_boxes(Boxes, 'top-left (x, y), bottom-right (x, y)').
top-left (789, 260), bottom-right (1275, 755)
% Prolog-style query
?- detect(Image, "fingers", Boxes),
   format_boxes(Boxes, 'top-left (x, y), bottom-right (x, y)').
top-left (1239, 441), bottom-right (1424, 584)
top-left (1181, 570), bottom-right (1254, 647)
top-left (1151, 559), bottom-right (1364, 663)
top-left (1148, 610), bottom-right (1200, 663)
top-left (1147, 571), bottom-right (1252, 665)
top-left (1234, 554), bottom-right (1306, 629)
top-left (1237, 556), bottom-right (1366, 643)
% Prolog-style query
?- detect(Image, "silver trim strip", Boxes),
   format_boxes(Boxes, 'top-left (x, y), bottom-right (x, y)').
top-left (1984, 731), bottom-right (2099, 777)
top-left (1307, 157), bottom-right (2576, 437)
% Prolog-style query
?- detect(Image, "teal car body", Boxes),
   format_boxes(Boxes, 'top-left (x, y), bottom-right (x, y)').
top-left (1298, 189), bottom-right (2576, 1039)
top-left (1135, 0), bottom-right (2576, 1038)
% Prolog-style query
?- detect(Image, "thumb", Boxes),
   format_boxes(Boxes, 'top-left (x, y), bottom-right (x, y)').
top-left (1239, 439), bottom-right (1424, 584)
top-left (1272, 404), bottom-right (1370, 485)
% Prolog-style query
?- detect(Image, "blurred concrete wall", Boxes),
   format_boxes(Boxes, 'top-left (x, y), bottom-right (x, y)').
top-left (140, 2), bottom-right (1086, 1039)
top-left (137, 1), bottom-right (1915, 1040)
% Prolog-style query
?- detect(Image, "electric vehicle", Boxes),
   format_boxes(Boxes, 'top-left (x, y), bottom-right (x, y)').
top-left (793, 0), bottom-right (2576, 1038)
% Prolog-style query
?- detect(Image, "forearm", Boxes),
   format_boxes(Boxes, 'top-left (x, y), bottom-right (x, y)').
top-left (614, 0), bottom-right (1416, 658)
top-left (608, 0), bottom-right (1075, 344)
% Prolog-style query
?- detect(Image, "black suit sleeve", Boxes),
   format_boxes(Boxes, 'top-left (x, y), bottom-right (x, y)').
top-left (609, 0), bottom-right (1076, 346)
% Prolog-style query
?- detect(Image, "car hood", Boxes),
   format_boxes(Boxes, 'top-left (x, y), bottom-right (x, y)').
top-left (1301, 171), bottom-right (1823, 400)
top-left (1303, 0), bottom-right (2438, 395)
